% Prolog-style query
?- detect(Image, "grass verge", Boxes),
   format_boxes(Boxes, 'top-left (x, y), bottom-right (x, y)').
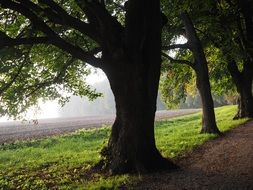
top-left (0, 105), bottom-right (248, 189)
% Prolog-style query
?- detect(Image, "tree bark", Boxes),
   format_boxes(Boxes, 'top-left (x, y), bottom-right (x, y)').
top-left (98, 0), bottom-right (176, 174)
top-left (101, 65), bottom-right (176, 173)
top-left (195, 68), bottom-right (220, 134)
top-left (181, 13), bottom-right (220, 134)
top-left (227, 59), bottom-right (253, 119)
top-left (230, 0), bottom-right (253, 119)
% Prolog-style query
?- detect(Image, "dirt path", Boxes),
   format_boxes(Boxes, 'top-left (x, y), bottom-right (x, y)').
top-left (131, 121), bottom-right (253, 190)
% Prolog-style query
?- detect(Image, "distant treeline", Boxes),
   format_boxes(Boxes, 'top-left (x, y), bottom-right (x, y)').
top-left (58, 79), bottom-right (232, 117)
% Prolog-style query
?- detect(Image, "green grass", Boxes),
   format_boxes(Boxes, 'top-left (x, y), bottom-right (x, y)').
top-left (155, 105), bottom-right (248, 158)
top-left (0, 105), bottom-right (248, 189)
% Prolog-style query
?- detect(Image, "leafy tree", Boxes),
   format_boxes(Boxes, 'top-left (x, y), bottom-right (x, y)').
top-left (217, 0), bottom-right (253, 119)
top-left (184, 0), bottom-right (253, 119)
top-left (0, 0), bottom-right (176, 173)
top-left (0, 45), bottom-right (100, 118)
top-left (181, 0), bottom-right (253, 119)
top-left (160, 61), bottom-right (195, 108)
top-left (160, 0), bottom-right (253, 122)
top-left (161, 8), bottom-right (220, 134)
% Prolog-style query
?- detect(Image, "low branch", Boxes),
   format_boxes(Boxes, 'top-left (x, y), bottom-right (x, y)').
top-left (75, 0), bottom-right (123, 46)
top-left (162, 52), bottom-right (194, 68)
top-left (37, 0), bottom-right (99, 42)
top-left (0, 36), bottom-right (50, 48)
top-left (162, 43), bottom-right (190, 50)
top-left (87, 47), bottom-right (102, 55)
top-left (0, 0), bottom-right (103, 68)
top-left (51, 40), bottom-right (103, 68)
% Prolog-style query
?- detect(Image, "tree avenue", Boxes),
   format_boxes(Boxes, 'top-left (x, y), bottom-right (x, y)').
top-left (0, 0), bottom-right (176, 173)
top-left (160, 0), bottom-right (253, 123)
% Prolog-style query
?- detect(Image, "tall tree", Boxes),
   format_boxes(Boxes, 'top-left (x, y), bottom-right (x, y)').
top-left (161, 10), bottom-right (220, 134)
top-left (181, 13), bottom-right (219, 134)
top-left (223, 0), bottom-right (253, 119)
top-left (161, 0), bottom-right (253, 120)
top-left (194, 0), bottom-right (253, 119)
top-left (0, 0), bottom-right (175, 173)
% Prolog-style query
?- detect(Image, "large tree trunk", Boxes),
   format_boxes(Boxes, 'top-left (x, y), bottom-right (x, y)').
top-left (102, 65), bottom-right (175, 173)
top-left (181, 13), bottom-right (220, 134)
top-left (228, 60), bottom-right (253, 119)
top-left (99, 0), bottom-right (176, 174)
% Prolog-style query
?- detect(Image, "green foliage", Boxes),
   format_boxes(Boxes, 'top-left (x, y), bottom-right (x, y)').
top-left (206, 46), bottom-right (236, 96)
top-left (0, 106), bottom-right (247, 189)
top-left (0, 45), bottom-right (101, 119)
top-left (159, 63), bottom-right (195, 108)
top-left (0, 1), bottom-right (126, 118)
top-left (160, 0), bottom-right (243, 108)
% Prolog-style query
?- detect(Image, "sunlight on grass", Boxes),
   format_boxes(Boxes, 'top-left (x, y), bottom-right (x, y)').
top-left (155, 105), bottom-right (248, 158)
top-left (0, 105), bottom-right (248, 189)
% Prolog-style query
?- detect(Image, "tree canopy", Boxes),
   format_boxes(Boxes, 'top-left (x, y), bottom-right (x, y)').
top-left (0, 0), bottom-right (127, 118)
top-left (160, 0), bottom-right (252, 114)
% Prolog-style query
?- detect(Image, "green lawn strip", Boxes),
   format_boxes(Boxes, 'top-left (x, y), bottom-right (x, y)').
top-left (0, 105), bottom-right (248, 189)
top-left (155, 105), bottom-right (248, 159)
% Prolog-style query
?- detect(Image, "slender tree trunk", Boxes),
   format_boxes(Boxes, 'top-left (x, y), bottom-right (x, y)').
top-left (181, 13), bottom-right (220, 134)
top-left (228, 60), bottom-right (253, 119)
top-left (98, 0), bottom-right (176, 174)
top-left (236, 86), bottom-right (253, 119)
top-left (195, 68), bottom-right (220, 134)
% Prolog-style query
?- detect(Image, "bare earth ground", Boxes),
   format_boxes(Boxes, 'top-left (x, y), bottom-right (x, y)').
top-left (130, 121), bottom-right (253, 190)
top-left (0, 109), bottom-right (198, 144)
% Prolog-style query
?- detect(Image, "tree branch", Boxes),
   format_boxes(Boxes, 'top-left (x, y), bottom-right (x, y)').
top-left (162, 43), bottom-right (190, 50)
top-left (162, 52), bottom-right (194, 68)
top-left (0, 35), bottom-right (50, 48)
top-left (36, 0), bottom-right (99, 42)
top-left (74, 0), bottom-right (123, 49)
top-left (0, 0), bottom-right (103, 68)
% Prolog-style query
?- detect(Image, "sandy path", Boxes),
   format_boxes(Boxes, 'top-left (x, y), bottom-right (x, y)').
top-left (131, 121), bottom-right (253, 190)
top-left (0, 109), bottom-right (198, 144)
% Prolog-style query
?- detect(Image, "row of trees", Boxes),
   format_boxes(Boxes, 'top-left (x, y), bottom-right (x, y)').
top-left (160, 0), bottom-right (253, 134)
top-left (0, 0), bottom-right (252, 174)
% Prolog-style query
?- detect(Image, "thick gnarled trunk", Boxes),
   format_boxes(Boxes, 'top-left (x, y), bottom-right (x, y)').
top-left (101, 67), bottom-right (175, 173)
top-left (98, 0), bottom-right (176, 174)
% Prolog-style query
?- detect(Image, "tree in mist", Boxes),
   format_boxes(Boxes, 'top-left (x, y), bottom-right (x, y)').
top-left (160, 0), bottom-right (253, 136)
top-left (59, 79), bottom-right (166, 117)
top-left (0, 0), bottom-right (175, 173)
top-left (161, 1), bottom-right (220, 134)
